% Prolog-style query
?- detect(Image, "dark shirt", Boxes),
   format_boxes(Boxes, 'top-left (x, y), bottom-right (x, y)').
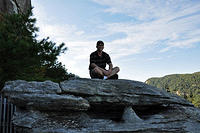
top-left (89, 51), bottom-right (112, 70)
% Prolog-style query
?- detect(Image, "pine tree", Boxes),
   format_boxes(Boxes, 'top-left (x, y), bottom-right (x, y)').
top-left (0, 10), bottom-right (74, 89)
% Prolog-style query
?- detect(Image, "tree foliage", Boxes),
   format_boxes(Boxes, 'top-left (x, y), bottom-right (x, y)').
top-left (0, 10), bottom-right (75, 89)
top-left (146, 72), bottom-right (200, 108)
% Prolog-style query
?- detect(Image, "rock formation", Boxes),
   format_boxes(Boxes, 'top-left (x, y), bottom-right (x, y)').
top-left (2, 78), bottom-right (200, 133)
top-left (0, 0), bottom-right (31, 14)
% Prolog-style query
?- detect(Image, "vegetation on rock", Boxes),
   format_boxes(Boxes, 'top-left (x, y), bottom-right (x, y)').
top-left (146, 72), bottom-right (200, 108)
top-left (0, 9), bottom-right (75, 89)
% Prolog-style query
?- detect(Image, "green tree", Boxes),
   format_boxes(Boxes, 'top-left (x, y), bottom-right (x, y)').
top-left (0, 10), bottom-right (74, 89)
top-left (192, 94), bottom-right (200, 108)
top-left (146, 72), bottom-right (200, 108)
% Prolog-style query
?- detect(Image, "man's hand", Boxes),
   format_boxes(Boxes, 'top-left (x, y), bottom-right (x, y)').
top-left (107, 69), bottom-right (112, 75)
top-left (104, 69), bottom-right (112, 76)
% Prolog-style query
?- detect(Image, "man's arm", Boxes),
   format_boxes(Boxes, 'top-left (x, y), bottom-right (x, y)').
top-left (90, 63), bottom-right (98, 69)
top-left (90, 52), bottom-right (97, 69)
top-left (106, 53), bottom-right (112, 75)
top-left (108, 63), bottom-right (113, 75)
top-left (108, 63), bottom-right (113, 70)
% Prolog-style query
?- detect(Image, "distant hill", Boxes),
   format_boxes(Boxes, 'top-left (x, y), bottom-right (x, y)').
top-left (145, 72), bottom-right (200, 107)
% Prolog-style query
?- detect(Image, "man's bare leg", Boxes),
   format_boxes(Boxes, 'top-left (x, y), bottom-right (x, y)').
top-left (92, 67), bottom-right (104, 78)
top-left (98, 66), bottom-right (120, 77)
top-left (97, 67), bottom-right (110, 76)
top-left (92, 66), bottom-right (120, 79)
top-left (107, 67), bottom-right (120, 78)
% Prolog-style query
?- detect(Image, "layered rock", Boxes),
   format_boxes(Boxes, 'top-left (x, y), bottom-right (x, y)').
top-left (2, 78), bottom-right (200, 133)
top-left (0, 0), bottom-right (31, 14)
top-left (3, 80), bottom-right (89, 111)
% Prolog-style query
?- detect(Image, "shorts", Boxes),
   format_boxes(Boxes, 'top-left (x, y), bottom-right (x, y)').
top-left (89, 69), bottom-right (103, 79)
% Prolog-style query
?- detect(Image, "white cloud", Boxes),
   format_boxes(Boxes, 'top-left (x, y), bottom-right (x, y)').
top-left (147, 57), bottom-right (162, 61)
top-left (92, 0), bottom-right (199, 20)
top-left (33, 0), bottom-right (200, 58)
top-left (91, 0), bottom-right (200, 55)
top-left (39, 24), bottom-right (85, 43)
top-left (32, 0), bottom-right (200, 81)
top-left (32, 2), bottom-right (85, 44)
top-left (58, 41), bottom-right (97, 78)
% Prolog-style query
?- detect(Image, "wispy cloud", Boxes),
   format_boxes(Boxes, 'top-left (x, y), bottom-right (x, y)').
top-left (32, 0), bottom-right (200, 80)
top-left (92, 0), bottom-right (199, 20)
top-left (92, 0), bottom-right (200, 55)
top-left (33, 0), bottom-right (200, 56)
top-left (147, 57), bottom-right (162, 61)
top-left (32, 2), bottom-right (85, 44)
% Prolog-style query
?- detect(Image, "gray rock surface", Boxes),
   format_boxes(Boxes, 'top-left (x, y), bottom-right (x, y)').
top-left (3, 80), bottom-right (89, 111)
top-left (3, 80), bottom-right (62, 94)
top-left (2, 78), bottom-right (200, 133)
top-left (122, 106), bottom-right (143, 123)
top-left (0, 0), bottom-right (31, 14)
top-left (60, 78), bottom-right (192, 107)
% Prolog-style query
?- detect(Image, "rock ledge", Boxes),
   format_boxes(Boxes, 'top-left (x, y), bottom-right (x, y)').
top-left (2, 78), bottom-right (200, 133)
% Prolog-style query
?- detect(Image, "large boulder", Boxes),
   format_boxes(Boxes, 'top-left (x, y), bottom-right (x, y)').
top-left (60, 79), bottom-right (192, 107)
top-left (2, 78), bottom-right (200, 133)
top-left (3, 80), bottom-right (89, 111)
top-left (0, 0), bottom-right (31, 14)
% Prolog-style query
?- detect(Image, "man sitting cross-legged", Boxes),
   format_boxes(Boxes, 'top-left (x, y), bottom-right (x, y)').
top-left (89, 40), bottom-right (120, 80)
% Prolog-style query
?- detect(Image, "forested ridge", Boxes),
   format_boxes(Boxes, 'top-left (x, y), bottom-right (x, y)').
top-left (146, 72), bottom-right (200, 107)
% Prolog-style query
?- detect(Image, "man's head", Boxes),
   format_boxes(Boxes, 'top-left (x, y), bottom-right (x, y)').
top-left (96, 40), bottom-right (104, 52)
top-left (97, 40), bottom-right (104, 46)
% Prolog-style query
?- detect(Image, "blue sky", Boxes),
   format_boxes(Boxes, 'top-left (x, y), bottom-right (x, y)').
top-left (32, 0), bottom-right (200, 82)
